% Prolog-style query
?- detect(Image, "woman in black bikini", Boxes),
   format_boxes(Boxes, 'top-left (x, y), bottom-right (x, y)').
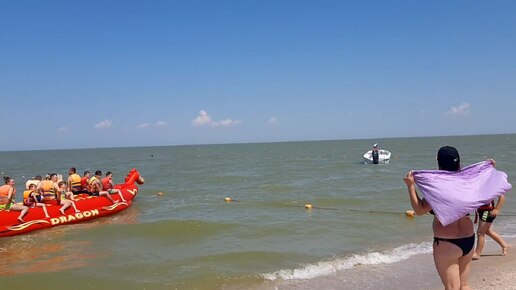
top-left (404, 146), bottom-right (478, 290)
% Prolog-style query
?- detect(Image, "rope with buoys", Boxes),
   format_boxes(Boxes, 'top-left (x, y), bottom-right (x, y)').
top-left (217, 197), bottom-right (516, 219)
top-left (296, 204), bottom-right (339, 210)
top-left (296, 203), bottom-right (416, 217)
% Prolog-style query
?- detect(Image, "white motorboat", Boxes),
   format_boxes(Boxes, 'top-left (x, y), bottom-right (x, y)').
top-left (363, 149), bottom-right (391, 164)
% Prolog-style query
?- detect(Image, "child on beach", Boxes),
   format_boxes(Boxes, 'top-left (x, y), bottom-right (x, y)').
top-left (23, 183), bottom-right (50, 218)
top-left (472, 193), bottom-right (509, 260)
top-left (404, 146), bottom-right (476, 290)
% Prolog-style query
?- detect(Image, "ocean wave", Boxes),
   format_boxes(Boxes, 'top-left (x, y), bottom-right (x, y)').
top-left (262, 242), bottom-right (432, 280)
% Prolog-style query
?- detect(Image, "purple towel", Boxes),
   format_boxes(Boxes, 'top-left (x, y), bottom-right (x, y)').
top-left (413, 161), bottom-right (512, 226)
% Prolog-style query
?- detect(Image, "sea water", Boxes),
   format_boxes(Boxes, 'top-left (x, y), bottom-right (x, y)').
top-left (1, 134), bottom-right (515, 289)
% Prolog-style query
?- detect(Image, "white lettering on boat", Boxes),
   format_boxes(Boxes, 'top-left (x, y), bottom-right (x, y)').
top-left (50, 209), bottom-right (100, 225)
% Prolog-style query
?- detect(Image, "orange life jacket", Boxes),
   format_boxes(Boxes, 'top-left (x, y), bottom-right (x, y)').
top-left (0, 185), bottom-right (14, 205)
top-left (41, 180), bottom-right (56, 201)
top-left (101, 177), bottom-right (112, 191)
top-left (23, 189), bottom-right (40, 205)
top-left (69, 174), bottom-right (82, 191)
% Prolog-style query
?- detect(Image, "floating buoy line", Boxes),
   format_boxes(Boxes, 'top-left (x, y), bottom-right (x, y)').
top-left (176, 195), bottom-right (516, 219)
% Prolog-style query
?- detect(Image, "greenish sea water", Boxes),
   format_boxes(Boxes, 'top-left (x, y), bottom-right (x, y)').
top-left (1, 134), bottom-right (515, 289)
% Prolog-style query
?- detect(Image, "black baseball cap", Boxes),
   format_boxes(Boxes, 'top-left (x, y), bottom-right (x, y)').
top-left (437, 146), bottom-right (460, 171)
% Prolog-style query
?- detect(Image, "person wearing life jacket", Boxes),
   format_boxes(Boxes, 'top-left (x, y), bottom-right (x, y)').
top-left (68, 167), bottom-right (88, 195)
top-left (56, 181), bottom-right (80, 215)
top-left (80, 171), bottom-right (91, 192)
top-left (0, 176), bottom-right (29, 222)
top-left (102, 171), bottom-right (127, 203)
top-left (472, 193), bottom-right (509, 260)
top-left (39, 173), bottom-right (59, 203)
top-left (101, 171), bottom-right (114, 191)
top-left (23, 183), bottom-right (50, 218)
top-left (88, 170), bottom-right (127, 204)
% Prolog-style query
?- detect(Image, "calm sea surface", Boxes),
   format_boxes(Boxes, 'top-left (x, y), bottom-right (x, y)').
top-left (1, 135), bottom-right (515, 289)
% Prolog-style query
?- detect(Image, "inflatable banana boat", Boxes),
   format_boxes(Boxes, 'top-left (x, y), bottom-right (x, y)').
top-left (0, 168), bottom-right (144, 238)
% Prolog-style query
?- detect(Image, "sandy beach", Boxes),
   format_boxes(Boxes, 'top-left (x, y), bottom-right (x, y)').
top-left (252, 238), bottom-right (516, 290)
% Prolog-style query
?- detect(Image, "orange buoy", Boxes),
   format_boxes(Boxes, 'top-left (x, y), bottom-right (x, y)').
top-left (305, 203), bottom-right (313, 209)
top-left (224, 197), bottom-right (232, 202)
top-left (405, 210), bottom-right (416, 217)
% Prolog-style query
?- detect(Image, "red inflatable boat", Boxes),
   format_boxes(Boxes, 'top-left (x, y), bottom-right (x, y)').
top-left (0, 168), bottom-right (144, 238)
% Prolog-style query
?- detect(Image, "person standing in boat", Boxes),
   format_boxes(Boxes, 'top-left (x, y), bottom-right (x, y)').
top-left (88, 170), bottom-right (126, 204)
top-left (372, 144), bottom-right (380, 164)
top-left (0, 176), bottom-right (29, 222)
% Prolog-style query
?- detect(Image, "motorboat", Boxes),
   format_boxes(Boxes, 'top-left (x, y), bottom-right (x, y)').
top-left (363, 148), bottom-right (391, 164)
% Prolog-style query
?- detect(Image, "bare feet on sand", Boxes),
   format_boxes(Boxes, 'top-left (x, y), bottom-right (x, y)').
top-left (502, 245), bottom-right (510, 256)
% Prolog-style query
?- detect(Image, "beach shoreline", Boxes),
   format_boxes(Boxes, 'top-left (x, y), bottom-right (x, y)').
top-left (246, 238), bottom-right (516, 290)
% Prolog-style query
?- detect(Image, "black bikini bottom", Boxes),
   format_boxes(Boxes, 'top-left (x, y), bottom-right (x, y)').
top-left (433, 234), bottom-right (475, 256)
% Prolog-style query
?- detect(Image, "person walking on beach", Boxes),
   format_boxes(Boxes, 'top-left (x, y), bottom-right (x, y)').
top-left (472, 193), bottom-right (509, 260)
top-left (404, 146), bottom-right (476, 290)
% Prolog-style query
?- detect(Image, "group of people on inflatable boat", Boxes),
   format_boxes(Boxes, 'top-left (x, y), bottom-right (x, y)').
top-left (0, 167), bottom-right (127, 222)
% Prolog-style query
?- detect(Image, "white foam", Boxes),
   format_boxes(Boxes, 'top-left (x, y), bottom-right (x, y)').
top-left (262, 242), bottom-right (432, 281)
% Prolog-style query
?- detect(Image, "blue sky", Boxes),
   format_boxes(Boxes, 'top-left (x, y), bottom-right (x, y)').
top-left (1, 1), bottom-right (515, 151)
